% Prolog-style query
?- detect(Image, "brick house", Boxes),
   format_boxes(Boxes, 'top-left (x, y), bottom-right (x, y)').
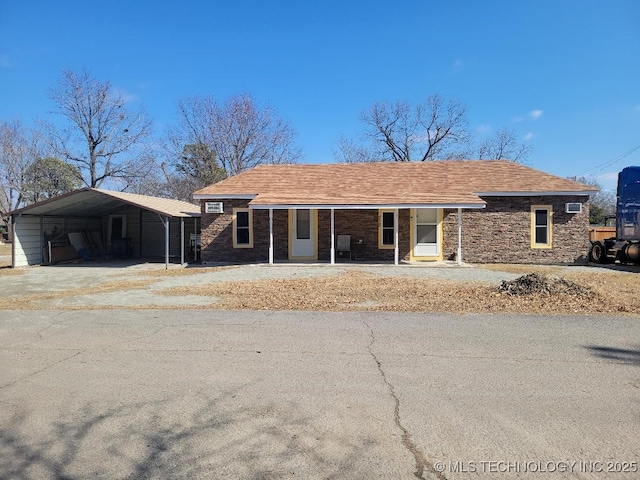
top-left (193, 161), bottom-right (596, 265)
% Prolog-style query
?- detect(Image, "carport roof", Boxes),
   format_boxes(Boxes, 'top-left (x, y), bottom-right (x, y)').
top-left (10, 188), bottom-right (201, 218)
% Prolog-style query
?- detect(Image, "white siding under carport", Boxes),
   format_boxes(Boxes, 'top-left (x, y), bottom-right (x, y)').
top-left (13, 216), bottom-right (41, 267)
top-left (13, 215), bottom-right (104, 267)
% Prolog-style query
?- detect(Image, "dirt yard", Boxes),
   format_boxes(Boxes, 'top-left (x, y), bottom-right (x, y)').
top-left (0, 261), bottom-right (638, 315)
top-left (162, 265), bottom-right (640, 315)
top-left (0, 243), bottom-right (11, 268)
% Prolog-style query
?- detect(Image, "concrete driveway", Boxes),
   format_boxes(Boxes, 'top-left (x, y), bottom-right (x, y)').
top-left (1, 310), bottom-right (638, 479)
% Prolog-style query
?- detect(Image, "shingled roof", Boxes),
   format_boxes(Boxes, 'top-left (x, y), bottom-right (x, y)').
top-left (193, 161), bottom-right (596, 208)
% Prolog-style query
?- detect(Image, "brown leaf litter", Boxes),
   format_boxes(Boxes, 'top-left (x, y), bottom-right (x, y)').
top-left (162, 270), bottom-right (639, 315)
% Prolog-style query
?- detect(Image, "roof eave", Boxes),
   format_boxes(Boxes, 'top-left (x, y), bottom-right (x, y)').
top-left (249, 203), bottom-right (486, 210)
top-left (475, 190), bottom-right (598, 197)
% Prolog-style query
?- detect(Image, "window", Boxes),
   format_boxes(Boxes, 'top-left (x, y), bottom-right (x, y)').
top-left (296, 209), bottom-right (311, 239)
top-left (233, 208), bottom-right (253, 248)
top-left (378, 210), bottom-right (395, 249)
top-left (531, 205), bottom-right (552, 248)
top-left (415, 208), bottom-right (438, 244)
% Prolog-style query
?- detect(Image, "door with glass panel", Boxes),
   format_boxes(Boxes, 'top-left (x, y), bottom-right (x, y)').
top-left (413, 208), bottom-right (439, 257)
top-left (291, 209), bottom-right (316, 258)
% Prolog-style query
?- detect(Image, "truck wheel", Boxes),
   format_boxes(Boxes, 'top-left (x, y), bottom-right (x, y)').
top-left (589, 241), bottom-right (606, 263)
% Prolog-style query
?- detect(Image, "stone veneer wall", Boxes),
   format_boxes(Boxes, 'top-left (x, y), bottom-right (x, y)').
top-left (201, 197), bottom-right (589, 264)
top-left (442, 196), bottom-right (590, 264)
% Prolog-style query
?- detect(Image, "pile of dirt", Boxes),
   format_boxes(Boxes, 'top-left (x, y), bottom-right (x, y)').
top-left (497, 273), bottom-right (592, 297)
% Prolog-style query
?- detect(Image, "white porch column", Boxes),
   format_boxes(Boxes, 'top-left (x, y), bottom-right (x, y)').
top-left (330, 208), bottom-right (335, 264)
top-left (394, 208), bottom-right (399, 266)
top-left (269, 208), bottom-right (274, 265)
top-left (180, 218), bottom-right (185, 265)
top-left (457, 207), bottom-right (463, 265)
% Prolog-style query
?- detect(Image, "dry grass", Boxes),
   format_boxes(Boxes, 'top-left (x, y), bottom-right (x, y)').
top-left (0, 243), bottom-right (11, 268)
top-left (127, 266), bottom-right (235, 277)
top-left (0, 267), bottom-right (23, 276)
top-left (478, 264), bottom-right (564, 275)
top-left (161, 270), bottom-right (640, 315)
top-left (0, 279), bottom-right (158, 309)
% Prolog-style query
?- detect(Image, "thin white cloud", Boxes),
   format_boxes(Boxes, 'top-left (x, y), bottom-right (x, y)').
top-left (112, 87), bottom-right (139, 104)
top-left (529, 109), bottom-right (543, 120)
top-left (453, 59), bottom-right (463, 71)
top-left (476, 124), bottom-right (492, 134)
top-left (0, 54), bottom-right (10, 68)
top-left (635, 105), bottom-right (640, 112)
top-left (524, 132), bottom-right (535, 141)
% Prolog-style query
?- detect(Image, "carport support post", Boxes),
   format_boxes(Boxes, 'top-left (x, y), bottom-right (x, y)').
top-left (330, 208), bottom-right (335, 264)
top-left (180, 218), bottom-right (185, 265)
top-left (268, 208), bottom-right (273, 265)
top-left (394, 208), bottom-right (399, 265)
top-left (163, 215), bottom-right (169, 270)
top-left (457, 207), bottom-right (462, 265)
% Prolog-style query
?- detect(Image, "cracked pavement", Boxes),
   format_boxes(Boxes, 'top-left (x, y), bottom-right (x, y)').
top-left (0, 310), bottom-right (639, 479)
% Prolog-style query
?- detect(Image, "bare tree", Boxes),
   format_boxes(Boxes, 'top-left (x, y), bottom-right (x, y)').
top-left (46, 69), bottom-right (153, 188)
top-left (0, 119), bottom-right (39, 218)
top-left (477, 128), bottom-right (532, 163)
top-left (168, 93), bottom-right (302, 178)
top-left (568, 176), bottom-right (616, 224)
top-left (336, 95), bottom-right (470, 163)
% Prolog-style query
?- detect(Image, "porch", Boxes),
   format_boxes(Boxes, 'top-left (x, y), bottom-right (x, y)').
top-left (201, 203), bottom-right (477, 265)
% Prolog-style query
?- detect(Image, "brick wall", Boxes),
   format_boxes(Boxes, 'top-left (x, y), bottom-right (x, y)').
top-left (201, 205), bottom-right (411, 263)
top-left (442, 196), bottom-right (590, 264)
top-left (200, 199), bottom-right (263, 264)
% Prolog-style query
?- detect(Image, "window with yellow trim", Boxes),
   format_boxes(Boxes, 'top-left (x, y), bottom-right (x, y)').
top-left (378, 209), bottom-right (395, 249)
top-left (233, 208), bottom-right (253, 248)
top-left (531, 205), bottom-right (552, 248)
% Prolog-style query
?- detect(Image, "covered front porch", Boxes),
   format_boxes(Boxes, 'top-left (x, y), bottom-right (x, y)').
top-left (251, 204), bottom-right (477, 266)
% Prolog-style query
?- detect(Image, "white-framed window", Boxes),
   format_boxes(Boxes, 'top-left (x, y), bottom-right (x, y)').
top-left (378, 209), bottom-right (395, 249)
top-left (233, 208), bottom-right (253, 248)
top-left (531, 205), bottom-right (552, 248)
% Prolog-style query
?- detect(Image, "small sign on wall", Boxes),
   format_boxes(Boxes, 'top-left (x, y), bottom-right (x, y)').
top-left (205, 202), bottom-right (224, 213)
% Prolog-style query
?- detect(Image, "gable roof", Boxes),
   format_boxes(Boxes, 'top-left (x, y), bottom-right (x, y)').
top-left (193, 161), bottom-right (597, 208)
top-left (10, 188), bottom-right (201, 218)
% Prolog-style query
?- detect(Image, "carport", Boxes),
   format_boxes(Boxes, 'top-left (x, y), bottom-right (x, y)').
top-left (10, 188), bottom-right (201, 268)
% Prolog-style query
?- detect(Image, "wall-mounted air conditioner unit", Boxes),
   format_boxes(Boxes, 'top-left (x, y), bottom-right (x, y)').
top-left (565, 203), bottom-right (582, 214)
top-left (205, 202), bottom-right (224, 214)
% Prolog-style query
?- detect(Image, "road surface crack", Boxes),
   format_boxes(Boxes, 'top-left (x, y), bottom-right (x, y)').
top-left (363, 321), bottom-right (446, 480)
top-left (0, 350), bottom-right (84, 390)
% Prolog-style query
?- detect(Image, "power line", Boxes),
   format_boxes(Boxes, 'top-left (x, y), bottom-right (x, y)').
top-left (576, 144), bottom-right (640, 178)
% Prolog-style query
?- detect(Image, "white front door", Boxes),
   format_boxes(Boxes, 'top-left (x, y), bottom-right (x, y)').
top-left (414, 208), bottom-right (439, 257)
top-left (291, 209), bottom-right (316, 258)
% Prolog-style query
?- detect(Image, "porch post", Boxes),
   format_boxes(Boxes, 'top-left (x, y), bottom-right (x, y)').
top-left (394, 208), bottom-right (399, 266)
top-left (457, 207), bottom-right (462, 265)
top-left (269, 208), bottom-right (274, 265)
top-left (180, 218), bottom-right (185, 265)
top-left (158, 215), bottom-right (169, 270)
top-left (330, 208), bottom-right (335, 264)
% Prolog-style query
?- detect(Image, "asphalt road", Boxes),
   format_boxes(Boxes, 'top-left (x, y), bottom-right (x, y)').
top-left (0, 310), bottom-right (638, 479)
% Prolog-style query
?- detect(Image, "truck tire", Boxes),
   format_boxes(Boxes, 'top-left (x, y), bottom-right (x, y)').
top-left (589, 241), bottom-right (606, 263)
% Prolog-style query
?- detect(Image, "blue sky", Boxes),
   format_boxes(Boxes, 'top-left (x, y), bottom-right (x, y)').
top-left (1, 0), bottom-right (639, 192)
